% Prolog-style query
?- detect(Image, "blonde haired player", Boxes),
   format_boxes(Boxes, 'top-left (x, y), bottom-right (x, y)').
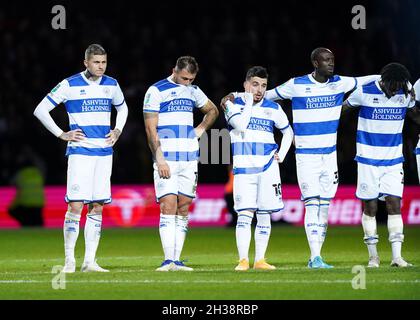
top-left (34, 44), bottom-right (128, 272)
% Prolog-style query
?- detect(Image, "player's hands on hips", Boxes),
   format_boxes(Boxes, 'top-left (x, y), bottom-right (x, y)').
top-left (59, 129), bottom-right (85, 142)
top-left (220, 93), bottom-right (235, 112)
top-left (157, 160), bottom-right (171, 179)
top-left (106, 128), bottom-right (121, 146)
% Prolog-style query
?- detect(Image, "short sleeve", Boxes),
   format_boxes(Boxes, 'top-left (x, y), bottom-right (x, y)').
top-left (46, 80), bottom-right (69, 107)
top-left (112, 83), bottom-right (125, 109)
top-left (340, 76), bottom-right (357, 93)
top-left (143, 86), bottom-right (161, 113)
top-left (191, 85), bottom-right (209, 108)
top-left (274, 104), bottom-right (290, 130)
top-left (224, 101), bottom-right (242, 123)
top-left (346, 86), bottom-right (363, 107)
top-left (273, 78), bottom-right (295, 100)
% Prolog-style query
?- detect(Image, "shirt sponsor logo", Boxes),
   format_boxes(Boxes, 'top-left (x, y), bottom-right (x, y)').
top-left (371, 107), bottom-right (404, 120)
top-left (166, 99), bottom-right (194, 112)
top-left (247, 117), bottom-right (273, 132)
top-left (80, 99), bottom-right (111, 112)
top-left (306, 95), bottom-right (337, 109)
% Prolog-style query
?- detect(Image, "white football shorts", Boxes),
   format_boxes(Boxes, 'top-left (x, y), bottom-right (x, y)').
top-left (356, 162), bottom-right (404, 200)
top-left (233, 159), bottom-right (284, 213)
top-left (66, 154), bottom-right (113, 204)
top-left (153, 160), bottom-right (198, 201)
top-left (295, 151), bottom-right (338, 200)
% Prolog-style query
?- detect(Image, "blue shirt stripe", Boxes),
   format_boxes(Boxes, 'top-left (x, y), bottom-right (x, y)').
top-left (65, 99), bottom-right (112, 114)
top-left (233, 156), bottom-right (275, 175)
top-left (66, 146), bottom-right (113, 156)
top-left (246, 117), bottom-right (274, 133)
top-left (293, 120), bottom-right (339, 136)
top-left (232, 142), bottom-right (278, 156)
top-left (99, 75), bottom-right (118, 86)
top-left (293, 75), bottom-right (313, 85)
top-left (157, 125), bottom-right (196, 139)
top-left (295, 146), bottom-right (336, 154)
top-left (292, 93), bottom-right (344, 110)
top-left (356, 130), bottom-right (402, 147)
top-left (160, 98), bottom-right (195, 113)
top-left (70, 124), bottom-right (110, 139)
top-left (46, 95), bottom-right (58, 106)
top-left (66, 74), bottom-right (89, 87)
top-left (362, 82), bottom-right (382, 94)
top-left (153, 79), bottom-right (179, 92)
top-left (359, 106), bottom-right (406, 121)
top-left (355, 156), bottom-right (404, 166)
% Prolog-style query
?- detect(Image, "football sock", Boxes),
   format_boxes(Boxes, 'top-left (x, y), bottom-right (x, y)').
top-left (159, 214), bottom-right (176, 261)
top-left (84, 211), bottom-right (103, 264)
top-left (362, 213), bottom-right (378, 257)
top-left (236, 211), bottom-right (253, 261)
top-left (304, 198), bottom-right (321, 260)
top-left (64, 211), bottom-right (81, 263)
top-left (388, 214), bottom-right (404, 260)
top-left (318, 199), bottom-right (330, 253)
top-left (254, 211), bottom-right (271, 262)
top-left (174, 215), bottom-right (189, 261)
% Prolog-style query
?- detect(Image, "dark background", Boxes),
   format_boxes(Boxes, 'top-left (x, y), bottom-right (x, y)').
top-left (0, 0), bottom-right (419, 186)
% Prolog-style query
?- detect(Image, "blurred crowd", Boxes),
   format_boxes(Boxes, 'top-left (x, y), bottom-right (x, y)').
top-left (0, 0), bottom-right (419, 186)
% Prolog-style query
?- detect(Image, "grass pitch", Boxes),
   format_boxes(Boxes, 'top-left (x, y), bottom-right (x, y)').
top-left (0, 225), bottom-right (419, 300)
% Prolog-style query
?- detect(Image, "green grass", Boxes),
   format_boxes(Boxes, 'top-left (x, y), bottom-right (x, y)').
top-left (0, 226), bottom-right (419, 299)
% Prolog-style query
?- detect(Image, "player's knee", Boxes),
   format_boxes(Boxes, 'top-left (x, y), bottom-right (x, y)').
top-left (385, 198), bottom-right (401, 215)
top-left (68, 202), bottom-right (83, 215)
top-left (160, 201), bottom-right (177, 215)
top-left (177, 201), bottom-right (192, 216)
top-left (363, 200), bottom-right (377, 216)
top-left (89, 203), bottom-right (104, 215)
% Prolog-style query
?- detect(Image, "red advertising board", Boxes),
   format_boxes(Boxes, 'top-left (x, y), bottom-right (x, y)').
top-left (0, 184), bottom-right (419, 228)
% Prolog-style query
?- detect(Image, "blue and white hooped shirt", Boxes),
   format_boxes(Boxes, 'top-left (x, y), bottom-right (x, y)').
top-left (143, 77), bottom-right (209, 162)
top-left (42, 72), bottom-right (125, 156)
top-left (347, 79), bottom-right (415, 166)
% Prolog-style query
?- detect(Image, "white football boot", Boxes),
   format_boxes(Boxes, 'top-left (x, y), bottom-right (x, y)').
top-left (367, 256), bottom-right (380, 268)
top-left (62, 259), bottom-right (76, 273)
top-left (81, 260), bottom-right (109, 272)
top-left (390, 257), bottom-right (413, 267)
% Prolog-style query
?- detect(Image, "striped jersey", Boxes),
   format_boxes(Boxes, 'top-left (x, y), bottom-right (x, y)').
top-left (42, 72), bottom-right (125, 156)
top-left (414, 78), bottom-right (420, 156)
top-left (225, 97), bottom-right (290, 174)
top-left (143, 77), bottom-right (209, 162)
top-left (347, 79), bottom-right (415, 166)
top-left (271, 74), bottom-right (357, 154)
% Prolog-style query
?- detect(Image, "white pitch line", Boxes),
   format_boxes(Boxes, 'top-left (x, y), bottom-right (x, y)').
top-left (0, 279), bottom-right (419, 284)
top-left (0, 266), bottom-right (361, 276)
top-left (0, 254), bottom-right (237, 264)
top-left (2, 264), bottom-right (418, 275)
